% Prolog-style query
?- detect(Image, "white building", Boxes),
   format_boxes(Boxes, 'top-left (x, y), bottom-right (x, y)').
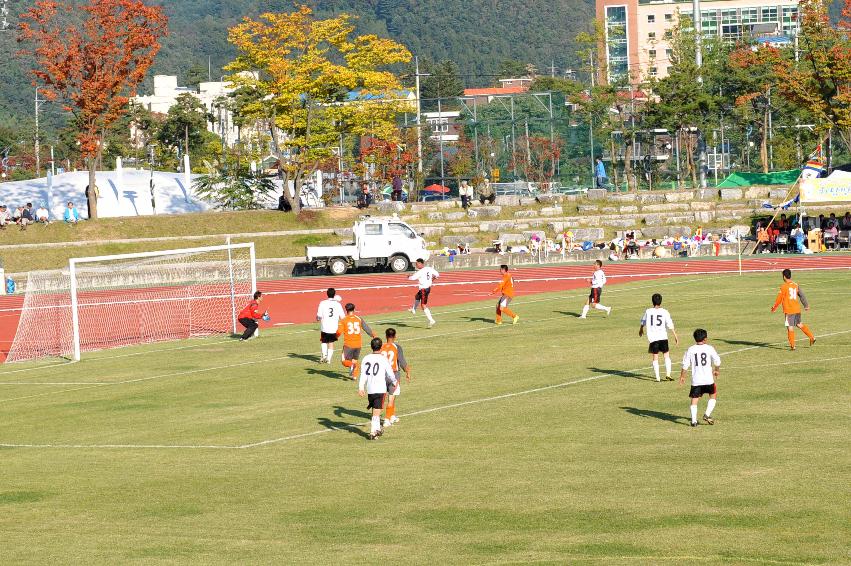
top-left (132, 75), bottom-right (243, 147)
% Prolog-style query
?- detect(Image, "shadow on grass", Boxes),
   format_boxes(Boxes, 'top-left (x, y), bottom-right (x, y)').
top-left (715, 338), bottom-right (782, 350)
top-left (317, 417), bottom-right (370, 439)
top-left (333, 405), bottom-right (371, 419)
top-left (376, 321), bottom-right (416, 328)
top-left (621, 406), bottom-right (690, 425)
top-left (460, 317), bottom-right (496, 324)
top-left (555, 311), bottom-right (583, 318)
top-left (588, 367), bottom-right (653, 381)
top-left (288, 353), bottom-right (322, 363)
top-left (306, 368), bottom-right (346, 381)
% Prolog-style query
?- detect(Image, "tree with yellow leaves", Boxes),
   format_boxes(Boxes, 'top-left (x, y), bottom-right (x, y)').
top-left (226, 5), bottom-right (412, 213)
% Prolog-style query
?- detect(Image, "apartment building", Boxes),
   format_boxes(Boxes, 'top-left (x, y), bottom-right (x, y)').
top-left (596, 0), bottom-right (801, 84)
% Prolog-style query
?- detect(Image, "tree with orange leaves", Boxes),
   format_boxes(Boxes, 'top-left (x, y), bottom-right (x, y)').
top-left (18, 0), bottom-right (167, 219)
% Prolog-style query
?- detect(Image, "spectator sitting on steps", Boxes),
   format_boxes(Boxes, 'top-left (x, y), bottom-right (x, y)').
top-left (35, 204), bottom-right (50, 224)
top-left (477, 177), bottom-right (495, 205)
top-left (64, 201), bottom-right (80, 224)
top-left (0, 204), bottom-right (11, 230)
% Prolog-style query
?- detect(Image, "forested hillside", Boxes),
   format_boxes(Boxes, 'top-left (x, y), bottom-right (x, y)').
top-left (1, 0), bottom-right (594, 130)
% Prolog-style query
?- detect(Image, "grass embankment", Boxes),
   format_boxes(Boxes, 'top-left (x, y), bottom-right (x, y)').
top-left (0, 272), bottom-right (848, 563)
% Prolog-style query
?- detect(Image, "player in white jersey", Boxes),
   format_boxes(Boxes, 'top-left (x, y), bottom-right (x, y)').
top-left (409, 258), bottom-right (439, 327)
top-left (358, 337), bottom-right (398, 440)
top-left (316, 287), bottom-right (346, 363)
top-left (580, 259), bottom-right (611, 318)
top-left (639, 293), bottom-right (679, 382)
top-left (679, 328), bottom-right (721, 427)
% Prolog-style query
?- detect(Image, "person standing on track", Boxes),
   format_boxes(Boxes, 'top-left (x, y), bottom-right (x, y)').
top-left (491, 264), bottom-right (519, 325)
top-left (409, 259), bottom-right (439, 327)
top-left (317, 288), bottom-right (346, 363)
top-left (238, 291), bottom-right (267, 341)
top-left (580, 260), bottom-right (612, 319)
top-left (771, 268), bottom-right (816, 351)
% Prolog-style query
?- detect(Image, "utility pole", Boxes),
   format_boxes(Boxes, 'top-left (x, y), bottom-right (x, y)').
top-left (413, 57), bottom-right (431, 178)
top-left (588, 50), bottom-right (596, 187)
top-left (693, 0), bottom-right (708, 188)
top-left (35, 87), bottom-right (48, 176)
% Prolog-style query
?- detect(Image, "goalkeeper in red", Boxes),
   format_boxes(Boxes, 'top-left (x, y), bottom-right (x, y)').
top-left (770, 268), bottom-right (815, 351)
top-left (238, 291), bottom-right (267, 341)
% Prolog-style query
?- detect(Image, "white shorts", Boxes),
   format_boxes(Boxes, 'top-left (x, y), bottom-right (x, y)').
top-left (390, 374), bottom-right (401, 396)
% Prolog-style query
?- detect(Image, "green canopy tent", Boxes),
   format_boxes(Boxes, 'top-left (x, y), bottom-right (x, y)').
top-left (716, 170), bottom-right (801, 188)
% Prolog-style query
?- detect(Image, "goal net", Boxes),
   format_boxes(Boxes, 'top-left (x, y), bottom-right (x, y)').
top-left (7, 243), bottom-right (256, 363)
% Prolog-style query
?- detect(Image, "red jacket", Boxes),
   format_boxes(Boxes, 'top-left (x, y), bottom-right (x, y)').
top-left (239, 300), bottom-right (263, 320)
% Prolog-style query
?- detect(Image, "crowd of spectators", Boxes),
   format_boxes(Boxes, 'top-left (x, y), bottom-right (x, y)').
top-left (0, 201), bottom-right (81, 230)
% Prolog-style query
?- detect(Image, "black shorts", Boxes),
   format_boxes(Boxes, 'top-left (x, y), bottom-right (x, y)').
top-left (342, 346), bottom-right (361, 360)
top-left (366, 393), bottom-right (385, 410)
top-left (689, 384), bottom-right (717, 398)
top-left (589, 288), bottom-right (602, 303)
top-left (648, 339), bottom-right (670, 354)
top-left (320, 332), bottom-right (338, 344)
top-left (416, 287), bottom-right (432, 306)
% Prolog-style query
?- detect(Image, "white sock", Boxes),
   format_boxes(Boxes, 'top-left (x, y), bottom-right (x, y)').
top-left (581, 305), bottom-right (589, 317)
top-left (327, 347), bottom-right (334, 361)
top-left (706, 398), bottom-right (716, 417)
top-left (321, 343), bottom-right (328, 359)
top-left (664, 356), bottom-right (672, 377)
top-left (424, 308), bottom-right (434, 323)
top-left (652, 360), bottom-right (660, 380)
top-left (371, 416), bottom-right (380, 434)
top-left (595, 303), bottom-right (607, 311)
top-left (690, 404), bottom-right (698, 423)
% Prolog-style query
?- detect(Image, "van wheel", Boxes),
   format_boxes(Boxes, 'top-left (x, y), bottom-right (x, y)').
top-left (389, 255), bottom-right (409, 273)
top-left (328, 258), bottom-right (348, 276)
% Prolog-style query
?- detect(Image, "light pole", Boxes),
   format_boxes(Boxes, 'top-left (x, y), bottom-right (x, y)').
top-left (35, 87), bottom-right (49, 176)
top-left (149, 143), bottom-right (157, 214)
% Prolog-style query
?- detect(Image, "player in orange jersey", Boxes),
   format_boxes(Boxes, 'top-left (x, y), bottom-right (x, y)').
top-left (380, 327), bottom-right (411, 427)
top-left (771, 269), bottom-right (816, 351)
top-left (336, 303), bottom-right (377, 379)
top-left (491, 264), bottom-right (519, 325)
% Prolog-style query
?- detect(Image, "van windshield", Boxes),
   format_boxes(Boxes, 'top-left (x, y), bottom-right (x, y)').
top-left (389, 223), bottom-right (416, 239)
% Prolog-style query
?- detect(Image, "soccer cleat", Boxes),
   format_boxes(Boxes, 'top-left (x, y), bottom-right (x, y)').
top-left (512, 315), bottom-right (520, 325)
top-left (790, 346), bottom-right (795, 351)
top-left (428, 320), bottom-right (436, 328)
top-left (495, 320), bottom-right (502, 326)
top-left (656, 377), bottom-right (661, 382)
top-left (605, 307), bottom-right (612, 316)
top-left (578, 316), bottom-right (586, 320)
top-left (665, 375), bottom-right (674, 381)
top-left (368, 432), bottom-right (378, 440)
top-left (383, 419), bottom-right (392, 428)
top-left (702, 414), bottom-right (715, 425)
top-left (690, 421), bottom-right (698, 427)
top-left (390, 415), bottom-right (399, 424)
top-left (810, 337), bottom-right (816, 347)
top-left (409, 307), bottom-right (416, 315)
top-left (239, 338), bottom-right (247, 342)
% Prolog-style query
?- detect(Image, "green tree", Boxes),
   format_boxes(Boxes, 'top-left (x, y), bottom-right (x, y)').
top-left (421, 60), bottom-right (464, 111)
top-left (156, 93), bottom-right (212, 163)
top-left (193, 160), bottom-right (276, 210)
top-left (184, 63), bottom-right (209, 90)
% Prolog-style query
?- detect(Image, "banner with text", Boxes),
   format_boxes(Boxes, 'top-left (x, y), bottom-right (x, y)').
top-left (800, 178), bottom-right (851, 203)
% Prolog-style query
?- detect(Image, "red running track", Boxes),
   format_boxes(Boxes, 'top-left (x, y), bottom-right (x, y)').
top-left (2, 255), bottom-right (850, 362)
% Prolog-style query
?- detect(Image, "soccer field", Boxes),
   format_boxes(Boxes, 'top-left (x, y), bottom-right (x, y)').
top-left (1, 270), bottom-right (849, 564)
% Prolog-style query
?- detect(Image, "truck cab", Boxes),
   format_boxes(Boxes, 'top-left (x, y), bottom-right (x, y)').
top-left (306, 216), bottom-right (430, 275)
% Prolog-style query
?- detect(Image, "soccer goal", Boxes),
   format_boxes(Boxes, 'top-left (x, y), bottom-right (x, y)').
top-left (7, 243), bottom-right (256, 363)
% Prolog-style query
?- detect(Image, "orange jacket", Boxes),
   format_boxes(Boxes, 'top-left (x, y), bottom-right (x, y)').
top-left (772, 281), bottom-right (809, 315)
top-left (493, 273), bottom-right (515, 298)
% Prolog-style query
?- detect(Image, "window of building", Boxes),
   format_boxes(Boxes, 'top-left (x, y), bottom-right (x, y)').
top-left (647, 14), bottom-right (655, 23)
top-left (741, 8), bottom-right (758, 24)
top-left (649, 49), bottom-right (656, 59)
top-left (761, 7), bottom-right (778, 22)
top-left (664, 13), bottom-right (673, 22)
top-left (666, 48), bottom-right (673, 58)
top-left (606, 6), bottom-right (629, 81)
top-left (648, 31), bottom-right (656, 40)
top-left (663, 30), bottom-right (672, 40)
top-left (649, 67), bottom-right (658, 77)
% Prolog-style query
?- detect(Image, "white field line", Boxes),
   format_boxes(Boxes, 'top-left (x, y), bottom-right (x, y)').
top-left (4, 327), bottom-right (849, 451)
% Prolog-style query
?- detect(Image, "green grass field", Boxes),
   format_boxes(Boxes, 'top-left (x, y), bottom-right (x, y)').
top-left (1, 271), bottom-right (849, 564)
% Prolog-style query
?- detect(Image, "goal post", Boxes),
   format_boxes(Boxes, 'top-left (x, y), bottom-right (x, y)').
top-left (7, 242), bottom-right (257, 363)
